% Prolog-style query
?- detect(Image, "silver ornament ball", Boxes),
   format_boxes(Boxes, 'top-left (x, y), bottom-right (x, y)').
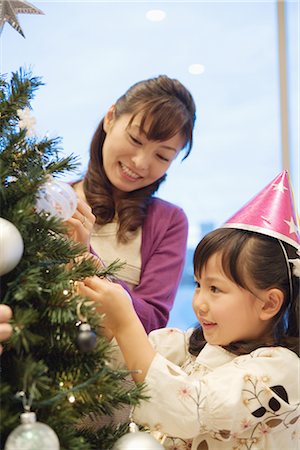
top-left (35, 176), bottom-right (77, 220)
top-left (0, 218), bottom-right (24, 276)
top-left (4, 412), bottom-right (60, 450)
top-left (112, 423), bottom-right (164, 450)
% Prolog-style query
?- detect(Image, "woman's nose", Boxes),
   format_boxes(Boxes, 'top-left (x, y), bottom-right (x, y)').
top-left (131, 151), bottom-right (149, 170)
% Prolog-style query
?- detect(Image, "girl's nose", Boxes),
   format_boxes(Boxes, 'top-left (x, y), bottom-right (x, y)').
top-left (193, 290), bottom-right (209, 313)
top-left (198, 302), bottom-right (209, 313)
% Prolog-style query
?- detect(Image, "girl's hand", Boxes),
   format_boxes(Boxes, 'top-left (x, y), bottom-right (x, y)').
top-left (0, 305), bottom-right (13, 354)
top-left (78, 276), bottom-right (137, 336)
top-left (78, 277), bottom-right (155, 383)
top-left (64, 198), bottom-right (96, 249)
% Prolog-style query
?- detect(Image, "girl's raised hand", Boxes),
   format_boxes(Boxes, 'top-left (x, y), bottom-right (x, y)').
top-left (78, 276), bottom-right (154, 382)
top-left (64, 198), bottom-right (96, 249)
top-left (77, 276), bottom-right (137, 336)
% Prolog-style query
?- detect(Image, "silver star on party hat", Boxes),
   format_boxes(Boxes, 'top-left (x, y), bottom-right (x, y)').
top-left (0, 0), bottom-right (44, 38)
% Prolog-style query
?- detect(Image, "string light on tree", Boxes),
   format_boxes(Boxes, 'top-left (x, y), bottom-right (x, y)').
top-left (68, 394), bottom-right (76, 404)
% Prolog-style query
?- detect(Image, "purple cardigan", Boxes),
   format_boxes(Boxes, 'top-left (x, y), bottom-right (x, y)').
top-left (71, 180), bottom-right (188, 333)
top-left (124, 197), bottom-right (188, 333)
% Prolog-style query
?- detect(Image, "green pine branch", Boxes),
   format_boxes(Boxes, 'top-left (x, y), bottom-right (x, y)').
top-left (0, 67), bottom-right (43, 133)
top-left (0, 68), bottom-right (146, 450)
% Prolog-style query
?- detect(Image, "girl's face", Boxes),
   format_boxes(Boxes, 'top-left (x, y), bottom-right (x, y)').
top-left (102, 109), bottom-right (185, 192)
top-left (192, 253), bottom-right (268, 346)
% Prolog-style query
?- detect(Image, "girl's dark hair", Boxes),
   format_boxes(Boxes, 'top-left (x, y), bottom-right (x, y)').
top-left (189, 228), bottom-right (299, 357)
top-left (83, 75), bottom-right (196, 242)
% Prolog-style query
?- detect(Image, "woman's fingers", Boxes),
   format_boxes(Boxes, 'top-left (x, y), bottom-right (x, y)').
top-left (0, 305), bottom-right (13, 354)
top-left (0, 304), bottom-right (12, 323)
top-left (72, 198), bottom-right (95, 228)
top-left (0, 323), bottom-right (13, 341)
top-left (64, 199), bottom-right (96, 247)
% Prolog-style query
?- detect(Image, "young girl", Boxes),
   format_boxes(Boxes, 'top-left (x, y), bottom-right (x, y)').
top-left (78, 171), bottom-right (300, 449)
top-left (69, 74), bottom-right (196, 333)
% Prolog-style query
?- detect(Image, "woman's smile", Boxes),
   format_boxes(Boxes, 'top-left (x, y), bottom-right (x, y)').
top-left (118, 162), bottom-right (143, 181)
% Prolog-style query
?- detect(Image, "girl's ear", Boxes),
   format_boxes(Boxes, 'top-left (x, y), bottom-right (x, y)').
top-left (103, 105), bottom-right (115, 132)
top-left (260, 288), bottom-right (284, 320)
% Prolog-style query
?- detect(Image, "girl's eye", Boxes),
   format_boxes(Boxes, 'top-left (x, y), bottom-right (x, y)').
top-left (210, 285), bottom-right (220, 293)
top-left (194, 281), bottom-right (200, 288)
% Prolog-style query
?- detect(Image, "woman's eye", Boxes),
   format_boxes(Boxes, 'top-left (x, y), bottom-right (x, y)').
top-left (157, 154), bottom-right (170, 162)
top-left (194, 281), bottom-right (200, 288)
top-left (129, 134), bottom-right (141, 145)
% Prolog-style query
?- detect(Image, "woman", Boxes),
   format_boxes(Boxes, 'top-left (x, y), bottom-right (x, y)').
top-left (70, 74), bottom-right (196, 333)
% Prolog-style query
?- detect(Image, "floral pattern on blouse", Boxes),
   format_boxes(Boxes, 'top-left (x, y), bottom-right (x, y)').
top-left (131, 328), bottom-right (300, 450)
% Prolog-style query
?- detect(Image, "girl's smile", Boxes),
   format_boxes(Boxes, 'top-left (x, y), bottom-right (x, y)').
top-left (201, 320), bottom-right (217, 330)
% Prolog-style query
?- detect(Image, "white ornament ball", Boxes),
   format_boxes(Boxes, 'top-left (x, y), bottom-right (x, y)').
top-left (112, 423), bottom-right (164, 450)
top-left (0, 218), bottom-right (24, 276)
top-left (4, 412), bottom-right (60, 450)
top-left (35, 176), bottom-right (77, 221)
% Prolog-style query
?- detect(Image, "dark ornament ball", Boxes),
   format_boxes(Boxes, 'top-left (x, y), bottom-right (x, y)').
top-left (77, 323), bottom-right (97, 352)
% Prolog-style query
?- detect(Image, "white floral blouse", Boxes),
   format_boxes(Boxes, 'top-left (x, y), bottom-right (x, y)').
top-left (112, 327), bottom-right (300, 450)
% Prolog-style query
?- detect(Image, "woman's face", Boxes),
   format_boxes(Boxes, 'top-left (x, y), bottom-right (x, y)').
top-left (102, 108), bottom-right (185, 192)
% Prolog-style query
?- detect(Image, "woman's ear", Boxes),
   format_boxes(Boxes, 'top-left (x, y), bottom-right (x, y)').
top-left (260, 288), bottom-right (284, 320)
top-left (103, 105), bottom-right (115, 132)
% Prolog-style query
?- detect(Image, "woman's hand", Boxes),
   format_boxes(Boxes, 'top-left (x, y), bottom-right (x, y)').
top-left (0, 305), bottom-right (13, 354)
top-left (64, 198), bottom-right (96, 249)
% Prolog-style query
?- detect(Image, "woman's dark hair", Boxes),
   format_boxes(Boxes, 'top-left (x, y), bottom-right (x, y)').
top-left (83, 75), bottom-right (196, 242)
top-left (189, 228), bottom-right (299, 357)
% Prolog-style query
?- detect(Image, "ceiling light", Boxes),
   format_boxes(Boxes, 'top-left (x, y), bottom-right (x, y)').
top-left (188, 64), bottom-right (205, 75)
top-left (146, 10), bottom-right (166, 22)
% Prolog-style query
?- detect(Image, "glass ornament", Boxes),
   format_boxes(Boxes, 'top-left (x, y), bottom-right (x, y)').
top-left (4, 412), bottom-right (60, 450)
top-left (35, 176), bottom-right (77, 220)
top-left (77, 323), bottom-right (97, 352)
top-left (112, 422), bottom-right (164, 450)
top-left (0, 218), bottom-right (24, 276)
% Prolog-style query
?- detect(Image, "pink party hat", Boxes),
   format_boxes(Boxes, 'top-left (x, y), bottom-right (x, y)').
top-left (223, 170), bottom-right (300, 250)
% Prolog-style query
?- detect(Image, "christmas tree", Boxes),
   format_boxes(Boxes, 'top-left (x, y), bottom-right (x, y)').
top-left (0, 68), bottom-right (145, 450)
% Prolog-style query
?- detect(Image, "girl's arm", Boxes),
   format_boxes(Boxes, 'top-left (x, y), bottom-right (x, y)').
top-left (78, 276), bottom-right (155, 383)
